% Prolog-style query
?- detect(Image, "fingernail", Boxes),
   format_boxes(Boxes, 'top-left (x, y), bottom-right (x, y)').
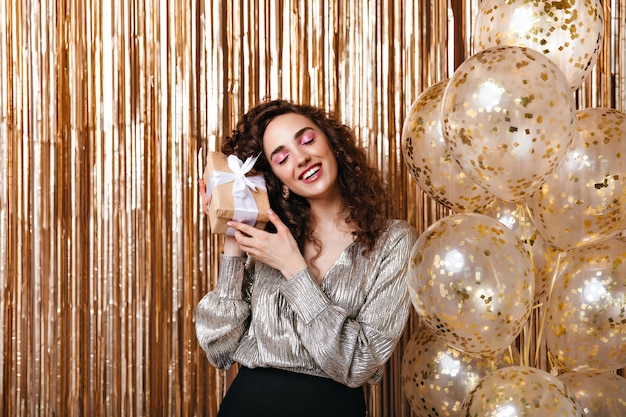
top-left (268, 208), bottom-right (275, 215)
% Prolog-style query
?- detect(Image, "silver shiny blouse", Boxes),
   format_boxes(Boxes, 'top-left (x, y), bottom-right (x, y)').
top-left (195, 219), bottom-right (418, 388)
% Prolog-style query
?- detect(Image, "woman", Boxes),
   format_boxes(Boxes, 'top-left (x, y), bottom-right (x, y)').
top-left (197, 99), bottom-right (418, 417)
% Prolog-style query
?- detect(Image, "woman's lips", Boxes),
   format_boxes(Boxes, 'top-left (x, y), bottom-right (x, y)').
top-left (299, 163), bottom-right (322, 182)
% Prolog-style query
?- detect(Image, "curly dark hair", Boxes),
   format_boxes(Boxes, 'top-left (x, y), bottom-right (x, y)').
top-left (221, 98), bottom-right (388, 255)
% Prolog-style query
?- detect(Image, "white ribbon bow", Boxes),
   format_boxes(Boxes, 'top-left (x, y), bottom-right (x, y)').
top-left (207, 154), bottom-right (266, 235)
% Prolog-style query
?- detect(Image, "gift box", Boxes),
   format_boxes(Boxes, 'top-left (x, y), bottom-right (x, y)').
top-left (203, 151), bottom-right (270, 235)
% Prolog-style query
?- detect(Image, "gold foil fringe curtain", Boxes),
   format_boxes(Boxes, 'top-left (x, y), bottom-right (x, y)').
top-left (0, 1), bottom-right (624, 416)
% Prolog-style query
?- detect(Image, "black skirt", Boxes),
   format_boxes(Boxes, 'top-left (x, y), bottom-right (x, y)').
top-left (217, 366), bottom-right (366, 417)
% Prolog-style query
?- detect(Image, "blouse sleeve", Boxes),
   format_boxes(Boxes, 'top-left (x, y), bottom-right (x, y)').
top-left (280, 221), bottom-right (418, 388)
top-left (195, 254), bottom-right (253, 370)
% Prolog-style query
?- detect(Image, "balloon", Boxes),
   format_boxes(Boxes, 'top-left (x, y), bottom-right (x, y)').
top-left (559, 371), bottom-right (626, 417)
top-left (473, 0), bottom-right (604, 91)
top-left (442, 45), bottom-right (575, 202)
top-left (527, 107), bottom-right (626, 251)
top-left (408, 212), bottom-right (535, 357)
top-left (479, 199), bottom-right (549, 301)
top-left (402, 325), bottom-right (517, 417)
top-left (461, 366), bottom-right (584, 417)
top-left (545, 236), bottom-right (626, 372)
top-left (402, 79), bottom-right (496, 213)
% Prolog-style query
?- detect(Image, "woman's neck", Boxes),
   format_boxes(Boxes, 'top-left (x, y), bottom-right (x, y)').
top-left (308, 198), bottom-right (354, 237)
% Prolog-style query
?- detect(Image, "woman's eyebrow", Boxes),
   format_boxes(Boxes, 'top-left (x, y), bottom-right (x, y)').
top-left (269, 126), bottom-right (313, 158)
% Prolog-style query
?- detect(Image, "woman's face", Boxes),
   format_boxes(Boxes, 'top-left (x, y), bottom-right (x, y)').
top-left (262, 112), bottom-right (340, 201)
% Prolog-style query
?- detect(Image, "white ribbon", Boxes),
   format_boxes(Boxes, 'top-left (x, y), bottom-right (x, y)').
top-left (207, 154), bottom-right (266, 236)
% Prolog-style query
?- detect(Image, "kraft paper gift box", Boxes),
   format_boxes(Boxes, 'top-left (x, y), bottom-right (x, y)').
top-left (203, 151), bottom-right (270, 235)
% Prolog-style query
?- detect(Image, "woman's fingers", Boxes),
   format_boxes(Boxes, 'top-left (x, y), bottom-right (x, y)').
top-left (198, 178), bottom-right (211, 214)
top-left (227, 221), bottom-right (258, 240)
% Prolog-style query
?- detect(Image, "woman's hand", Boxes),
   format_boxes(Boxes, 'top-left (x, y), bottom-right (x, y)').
top-left (227, 209), bottom-right (307, 279)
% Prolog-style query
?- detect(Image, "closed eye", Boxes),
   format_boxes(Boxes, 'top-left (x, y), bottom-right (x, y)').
top-left (300, 130), bottom-right (315, 145)
top-left (273, 150), bottom-right (289, 165)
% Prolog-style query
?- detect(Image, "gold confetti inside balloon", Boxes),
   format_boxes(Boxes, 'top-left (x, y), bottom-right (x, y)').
top-left (461, 366), bottom-right (585, 417)
top-left (526, 107), bottom-right (626, 251)
top-left (401, 325), bottom-right (518, 417)
top-left (402, 79), bottom-right (496, 213)
top-left (442, 45), bottom-right (575, 203)
top-left (473, 0), bottom-right (604, 91)
top-left (545, 236), bottom-right (626, 372)
top-left (479, 199), bottom-right (549, 302)
top-left (408, 213), bottom-right (535, 357)
top-left (558, 371), bottom-right (626, 417)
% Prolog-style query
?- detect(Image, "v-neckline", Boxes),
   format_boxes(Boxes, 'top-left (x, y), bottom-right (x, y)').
top-left (316, 240), bottom-right (357, 285)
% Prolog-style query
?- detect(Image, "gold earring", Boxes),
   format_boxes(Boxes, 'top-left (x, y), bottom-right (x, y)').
top-left (281, 185), bottom-right (290, 199)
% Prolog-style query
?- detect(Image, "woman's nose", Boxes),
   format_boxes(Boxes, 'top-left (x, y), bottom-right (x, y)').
top-left (294, 151), bottom-right (311, 166)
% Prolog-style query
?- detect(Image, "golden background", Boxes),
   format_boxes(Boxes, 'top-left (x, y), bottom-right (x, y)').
top-left (1, 1), bottom-right (624, 416)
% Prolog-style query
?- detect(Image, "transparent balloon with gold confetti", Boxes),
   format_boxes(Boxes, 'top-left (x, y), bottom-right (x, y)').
top-left (408, 212), bottom-right (535, 358)
top-left (402, 79), bottom-right (496, 213)
top-left (558, 371), bottom-right (626, 417)
top-left (473, 0), bottom-right (604, 91)
top-left (441, 45), bottom-right (575, 203)
top-left (545, 235), bottom-right (626, 372)
top-left (460, 366), bottom-right (585, 417)
top-left (526, 107), bottom-right (626, 251)
top-left (401, 325), bottom-right (518, 417)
